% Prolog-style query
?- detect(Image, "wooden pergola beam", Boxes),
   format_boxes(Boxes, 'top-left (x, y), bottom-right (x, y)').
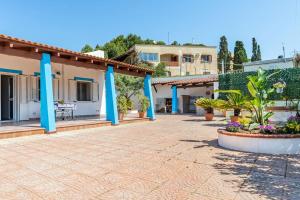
top-left (0, 37), bottom-right (153, 77)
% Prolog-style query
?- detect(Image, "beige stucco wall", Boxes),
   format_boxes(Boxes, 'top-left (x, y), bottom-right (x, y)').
top-left (0, 53), bottom-right (106, 121)
top-left (134, 45), bottom-right (218, 76)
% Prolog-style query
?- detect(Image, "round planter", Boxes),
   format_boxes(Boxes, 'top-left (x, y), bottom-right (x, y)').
top-left (138, 112), bottom-right (146, 118)
top-left (217, 129), bottom-right (300, 154)
top-left (205, 113), bottom-right (214, 121)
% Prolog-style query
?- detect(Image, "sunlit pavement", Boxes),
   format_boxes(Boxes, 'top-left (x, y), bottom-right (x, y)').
top-left (0, 114), bottom-right (299, 200)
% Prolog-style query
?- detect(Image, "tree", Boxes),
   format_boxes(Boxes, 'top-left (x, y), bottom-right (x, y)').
top-left (233, 41), bottom-right (248, 70)
top-left (156, 41), bottom-right (166, 45)
top-left (171, 41), bottom-right (179, 45)
top-left (251, 38), bottom-right (262, 61)
top-left (115, 75), bottom-right (143, 100)
top-left (153, 62), bottom-right (167, 77)
top-left (81, 44), bottom-right (94, 53)
top-left (183, 43), bottom-right (205, 46)
top-left (94, 44), bottom-right (103, 51)
top-left (124, 34), bottom-right (143, 49)
top-left (251, 38), bottom-right (258, 62)
top-left (257, 45), bottom-right (261, 61)
top-left (217, 36), bottom-right (231, 72)
top-left (102, 35), bottom-right (127, 58)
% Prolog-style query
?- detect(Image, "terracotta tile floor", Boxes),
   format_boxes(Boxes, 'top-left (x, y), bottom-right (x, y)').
top-left (0, 114), bottom-right (299, 200)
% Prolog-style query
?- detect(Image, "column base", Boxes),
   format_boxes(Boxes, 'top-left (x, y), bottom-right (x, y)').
top-left (45, 130), bottom-right (57, 134)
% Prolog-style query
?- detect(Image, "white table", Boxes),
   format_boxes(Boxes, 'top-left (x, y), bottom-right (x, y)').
top-left (54, 103), bottom-right (77, 120)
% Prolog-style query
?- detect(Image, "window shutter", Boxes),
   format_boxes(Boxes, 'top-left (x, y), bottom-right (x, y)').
top-left (92, 82), bottom-right (99, 102)
top-left (68, 79), bottom-right (77, 102)
top-left (30, 76), bottom-right (39, 101)
top-left (19, 75), bottom-right (28, 103)
top-left (52, 78), bottom-right (59, 101)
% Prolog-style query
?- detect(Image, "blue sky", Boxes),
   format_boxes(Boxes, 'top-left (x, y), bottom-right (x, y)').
top-left (0, 0), bottom-right (299, 59)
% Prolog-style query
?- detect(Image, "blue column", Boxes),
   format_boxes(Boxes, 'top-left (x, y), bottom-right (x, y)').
top-left (172, 85), bottom-right (178, 114)
top-left (105, 65), bottom-right (119, 125)
top-left (40, 53), bottom-right (56, 132)
top-left (144, 74), bottom-right (155, 120)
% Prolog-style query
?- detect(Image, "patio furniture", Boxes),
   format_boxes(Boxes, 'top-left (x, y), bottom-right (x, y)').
top-left (54, 103), bottom-right (77, 120)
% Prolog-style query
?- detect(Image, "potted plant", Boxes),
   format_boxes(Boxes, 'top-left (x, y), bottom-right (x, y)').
top-left (273, 81), bottom-right (286, 94)
top-left (195, 98), bottom-right (216, 121)
top-left (227, 93), bottom-right (251, 122)
top-left (214, 99), bottom-right (229, 117)
top-left (215, 90), bottom-right (251, 122)
top-left (117, 95), bottom-right (129, 120)
top-left (138, 95), bottom-right (150, 118)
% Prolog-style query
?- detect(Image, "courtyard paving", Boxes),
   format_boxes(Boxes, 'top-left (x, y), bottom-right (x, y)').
top-left (0, 114), bottom-right (299, 200)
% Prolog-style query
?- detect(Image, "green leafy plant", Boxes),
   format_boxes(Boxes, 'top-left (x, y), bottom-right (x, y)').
top-left (214, 99), bottom-right (229, 110)
top-left (226, 122), bottom-right (241, 132)
top-left (246, 68), bottom-right (280, 125)
top-left (289, 99), bottom-right (300, 117)
top-left (138, 95), bottom-right (150, 113)
top-left (57, 99), bottom-right (64, 104)
top-left (238, 117), bottom-right (252, 129)
top-left (282, 116), bottom-right (300, 134)
top-left (117, 95), bottom-right (129, 114)
top-left (195, 98), bottom-right (217, 114)
top-left (215, 90), bottom-right (251, 116)
top-left (273, 82), bottom-right (286, 89)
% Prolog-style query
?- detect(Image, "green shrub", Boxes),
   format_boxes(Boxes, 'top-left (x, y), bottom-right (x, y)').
top-left (219, 68), bottom-right (300, 100)
top-left (138, 95), bottom-right (150, 112)
top-left (117, 95), bottom-right (129, 114)
top-left (195, 98), bottom-right (216, 114)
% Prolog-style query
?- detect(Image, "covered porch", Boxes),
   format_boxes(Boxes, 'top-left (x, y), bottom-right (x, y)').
top-left (152, 75), bottom-right (218, 114)
top-left (0, 34), bottom-right (155, 137)
top-left (0, 113), bottom-right (150, 139)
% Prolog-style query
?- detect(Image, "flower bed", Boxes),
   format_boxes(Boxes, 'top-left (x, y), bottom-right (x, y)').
top-left (218, 129), bottom-right (300, 154)
top-left (215, 69), bottom-right (300, 154)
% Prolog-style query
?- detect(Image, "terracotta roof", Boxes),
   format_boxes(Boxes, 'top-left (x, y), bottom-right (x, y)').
top-left (0, 34), bottom-right (154, 76)
top-left (152, 74), bottom-right (218, 86)
top-left (169, 75), bottom-right (218, 86)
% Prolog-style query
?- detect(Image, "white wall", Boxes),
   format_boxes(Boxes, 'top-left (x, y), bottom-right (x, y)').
top-left (152, 84), bottom-right (214, 113)
top-left (244, 60), bottom-right (293, 72)
top-left (0, 54), bottom-right (106, 121)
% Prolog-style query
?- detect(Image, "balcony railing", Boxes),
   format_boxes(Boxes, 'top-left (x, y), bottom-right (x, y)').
top-left (161, 61), bottom-right (179, 66)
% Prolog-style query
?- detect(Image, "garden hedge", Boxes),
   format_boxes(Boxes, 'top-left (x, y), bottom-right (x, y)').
top-left (218, 68), bottom-right (300, 100)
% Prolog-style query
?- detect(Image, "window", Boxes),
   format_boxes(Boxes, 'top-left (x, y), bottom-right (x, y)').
top-left (182, 54), bottom-right (194, 63)
top-left (139, 53), bottom-right (158, 62)
top-left (201, 55), bottom-right (212, 63)
top-left (35, 77), bottom-right (59, 101)
top-left (77, 81), bottom-right (91, 101)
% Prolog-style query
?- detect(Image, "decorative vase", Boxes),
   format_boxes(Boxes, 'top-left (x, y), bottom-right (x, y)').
top-left (205, 113), bottom-right (214, 121)
top-left (276, 88), bottom-right (283, 94)
top-left (118, 113), bottom-right (125, 121)
top-left (138, 112), bottom-right (146, 118)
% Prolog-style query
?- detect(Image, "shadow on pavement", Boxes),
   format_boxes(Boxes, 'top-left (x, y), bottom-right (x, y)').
top-left (178, 138), bottom-right (299, 199)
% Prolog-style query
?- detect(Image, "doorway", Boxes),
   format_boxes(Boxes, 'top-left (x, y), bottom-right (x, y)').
top-left (1, 75), bottom-right (14, 121)
top-left (165, 98), bottom-right (172, 113)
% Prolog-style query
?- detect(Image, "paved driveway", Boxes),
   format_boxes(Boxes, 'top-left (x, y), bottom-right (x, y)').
top-left (0, 114), bottom-right (299, 200)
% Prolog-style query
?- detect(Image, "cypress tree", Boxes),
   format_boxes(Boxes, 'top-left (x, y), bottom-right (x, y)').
top-left (257, 45), bottom-right (262, 61)
top-left (251, 38), bottom-right (258, 61)
top-left (218, 36), bottom-right (231, 72)
top-left (233, 41), bottom-right (248, 70)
